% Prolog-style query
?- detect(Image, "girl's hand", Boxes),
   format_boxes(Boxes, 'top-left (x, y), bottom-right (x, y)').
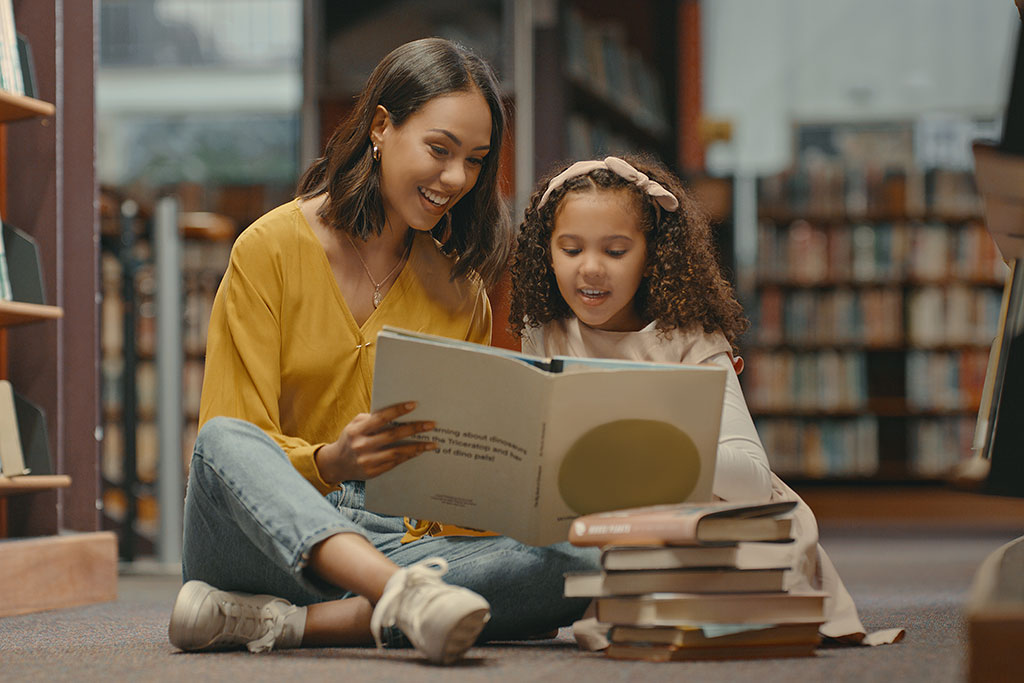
top-left (315, 401), bottom-right (437, 483)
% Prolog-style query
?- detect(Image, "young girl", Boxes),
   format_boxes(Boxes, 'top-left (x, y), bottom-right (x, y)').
top-left (168, 38), bottom-right (597, 665)
top-left (510, 154), bottom-right (895, 646)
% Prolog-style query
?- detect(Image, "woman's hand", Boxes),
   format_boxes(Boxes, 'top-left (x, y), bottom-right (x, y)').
top-left (314, 401), bottom-right (437, 483)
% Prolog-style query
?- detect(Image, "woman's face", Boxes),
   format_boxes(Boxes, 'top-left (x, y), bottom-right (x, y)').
top-left (373, 90), bottom-right (492, 233)
top-left (549, 189), bottom-right (649, 332)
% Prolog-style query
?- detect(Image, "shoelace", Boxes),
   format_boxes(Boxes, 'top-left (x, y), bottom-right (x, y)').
top-left (217, 599), bottom-right (281, 654)
top-left (371, 558), bottom-right (450, 648)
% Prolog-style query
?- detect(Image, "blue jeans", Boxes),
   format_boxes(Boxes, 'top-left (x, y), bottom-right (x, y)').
top-left (182, 417), bottom-right (600, 643)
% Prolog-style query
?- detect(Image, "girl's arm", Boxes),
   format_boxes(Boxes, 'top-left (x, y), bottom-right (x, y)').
top-left (706, 352), bottom-right (774, 502)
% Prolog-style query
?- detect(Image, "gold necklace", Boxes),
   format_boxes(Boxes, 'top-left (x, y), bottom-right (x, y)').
top-left (343, 232), bottom-right (411, 308)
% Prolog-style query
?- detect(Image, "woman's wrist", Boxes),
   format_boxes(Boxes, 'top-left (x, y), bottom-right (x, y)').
top-left (314, 442), bottom-right (344, 485)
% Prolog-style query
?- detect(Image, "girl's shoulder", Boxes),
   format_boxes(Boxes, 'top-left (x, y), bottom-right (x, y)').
top-left (658, 324), bottom-right (731, 365)
top-left (530, 317), bottom-right (729, 365)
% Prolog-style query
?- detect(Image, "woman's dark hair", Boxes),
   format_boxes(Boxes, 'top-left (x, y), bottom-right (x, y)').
top-left (297, 37), bottom-right (511, 287)
top-left (509, 153), bottom-right (748, 350)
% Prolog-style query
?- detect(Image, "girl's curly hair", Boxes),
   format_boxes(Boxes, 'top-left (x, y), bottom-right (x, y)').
top-left (508, 153), bottom-right (748, 350)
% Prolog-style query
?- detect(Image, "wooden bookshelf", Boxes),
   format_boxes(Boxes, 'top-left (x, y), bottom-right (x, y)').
top-left (0, 533), bottom-right (117, 618)
top-left (0, 474), bottom-right (71, 496)
top-left (0, 476), bottom-right (71, 538)
top-left (741, 122), bottom-right (1004, 482)
top-left (0, 2), bottom-right (116, 617)
top-left (0, 90), bottom-right (56, 122)
top-left (537, 1), bottom-right (678, 169)
top-left (0, 300), bottom-right (63, 327)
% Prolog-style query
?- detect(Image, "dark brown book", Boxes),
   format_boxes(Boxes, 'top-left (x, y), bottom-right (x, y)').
top-left (564, 567), bottom-right (786, 598)
top-left (605, 641), bottom-right (817, 661)
top-left (608, 621), bottom-right (822, 648)
top-left (599, 542), bottom-right (794, 571)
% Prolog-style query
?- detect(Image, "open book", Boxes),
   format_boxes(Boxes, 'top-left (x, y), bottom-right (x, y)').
top-left (364, 326), bottom-right (727, 546)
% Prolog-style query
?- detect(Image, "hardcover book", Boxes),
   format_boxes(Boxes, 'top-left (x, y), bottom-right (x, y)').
top-left (568, 500), bottom-right (798, 547)
top-left (364, 326), bottom-right (727, 546)
top-left (2, 221), bottom-right (46, 305)
top-left (595, 590), bottom-right (827, 627)
top-left (605, 641), bottom-right (817, 661)
top-left (599, 542), bottom-right (795, 571)
top-left (608, 621), bottom-right (822, 648)
top-left (0, 379), bottom-right (28, 477)
top-left (0, 217), bottom-right (12, 300)
top-left (563, 567), bottom-right (787, 598)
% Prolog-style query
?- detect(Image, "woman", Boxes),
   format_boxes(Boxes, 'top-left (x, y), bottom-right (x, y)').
top-left (168, 38), bottom-right (598, 666)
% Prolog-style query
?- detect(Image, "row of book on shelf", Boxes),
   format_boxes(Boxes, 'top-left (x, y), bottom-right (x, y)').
top-left (758, 164), bottom-right (982, 219)
top-left (565, 501), bottom-right (825, 661)
top-left (753, 286), bottom-right (903, 348)
top-left (905, 349), bottom-right (989, 412)
top-left (563, 8), bottom-right (669, 140)
top-left (752, 284), bottom-right (1002, 349)
top-left (101, 356), bottom-right (205, 426)
top-left (756, 219), bottom-right (1007, 286)
top-left (753, 415), bottom-right (975, 479)
top-left (742, 350), bottom-right (868, 413)
top-left (743, 348), bottom-right (991, 414)
top-left (754, 417), bottom-right (879, 479)
top-left (566, 113), bottom-right (648, 163)
top-left (0, 1), bottom-right (27, 96)
top-left (101, 247), bottom-right (224, 359)
top-left (905, 286), bottom-right (1003, 348)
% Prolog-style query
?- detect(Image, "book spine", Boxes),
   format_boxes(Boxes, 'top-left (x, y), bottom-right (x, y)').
top-left (0, 221), bottom-right (12, 300)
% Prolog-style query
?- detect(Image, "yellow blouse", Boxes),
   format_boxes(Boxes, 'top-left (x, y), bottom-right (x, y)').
top-left (199, 199), bottom-right (492, 495)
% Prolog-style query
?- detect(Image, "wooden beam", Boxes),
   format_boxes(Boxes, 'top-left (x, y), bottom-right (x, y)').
top-left (0, 532), bottom-right (118, 617)
top-left (677, 0), bottom-right (704, 173)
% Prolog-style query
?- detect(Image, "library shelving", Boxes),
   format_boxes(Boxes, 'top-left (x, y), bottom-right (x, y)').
top-left (535, 0), bottom-right (678, 172)
top-left (0, 0), bottom-right (116, 619)
top-left (99, 190), bottom-right (234, 561)
top-left (742, 123), bottom-right (1006, 482)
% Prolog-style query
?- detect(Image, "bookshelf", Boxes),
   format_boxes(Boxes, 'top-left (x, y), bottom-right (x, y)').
top-left (534, 0), bottom-right (677, 173)
top-left (0, 303), bottom-right (68, 537)
top-left (0, 2), bottom-right (116, 618)
top-left (741, 122), bottom-right (1007, 482)
top-left (0, 88), bottom-right (54, 120)
top-left (99, 189), bottom-right (234, 561)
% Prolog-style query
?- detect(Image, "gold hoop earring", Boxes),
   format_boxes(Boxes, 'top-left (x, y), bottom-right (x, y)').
top-left (372, 144), bottom-right (381, 162)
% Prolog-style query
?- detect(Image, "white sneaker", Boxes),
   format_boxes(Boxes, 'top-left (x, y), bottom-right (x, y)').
top-left (169, 580), bottom-right (307, 653)
top-left (572, 616), bottom-right (610, 651)
top-left (370, 557), bottom-right (490, 665)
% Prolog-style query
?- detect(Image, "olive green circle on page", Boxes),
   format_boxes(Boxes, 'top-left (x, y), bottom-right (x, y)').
top-left (557, 419), bottom-right (701, 515)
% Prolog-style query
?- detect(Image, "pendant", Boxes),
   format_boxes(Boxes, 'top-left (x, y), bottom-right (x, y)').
top-left (372, 288), bottom-right (383, 308)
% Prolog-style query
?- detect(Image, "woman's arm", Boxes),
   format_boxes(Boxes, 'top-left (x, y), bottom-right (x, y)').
top-left (705, 352), bottom-right (774, 502)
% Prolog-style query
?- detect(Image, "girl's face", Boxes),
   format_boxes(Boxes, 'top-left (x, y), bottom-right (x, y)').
top-left (549, 189), bottom-right (649, 332)
top-left (373, 90), bottom-right (492, 233)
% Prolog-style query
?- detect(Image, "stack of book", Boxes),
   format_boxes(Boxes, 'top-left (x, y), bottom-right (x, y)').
top-left (567, 501), bottom-right (825, 661)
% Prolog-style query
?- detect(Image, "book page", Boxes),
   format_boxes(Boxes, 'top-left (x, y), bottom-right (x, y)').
top-left (364, 331), bottom-right (549, 541)
top-left (533, 364), bottom-right (726, 546)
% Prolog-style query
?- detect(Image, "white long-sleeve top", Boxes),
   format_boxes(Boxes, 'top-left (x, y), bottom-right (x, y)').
top-left (522, 317), bottom-right (773, 503)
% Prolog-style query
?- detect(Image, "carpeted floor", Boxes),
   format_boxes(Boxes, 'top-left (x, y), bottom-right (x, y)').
top-left (0, 523), bottom-right (1020, 682)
